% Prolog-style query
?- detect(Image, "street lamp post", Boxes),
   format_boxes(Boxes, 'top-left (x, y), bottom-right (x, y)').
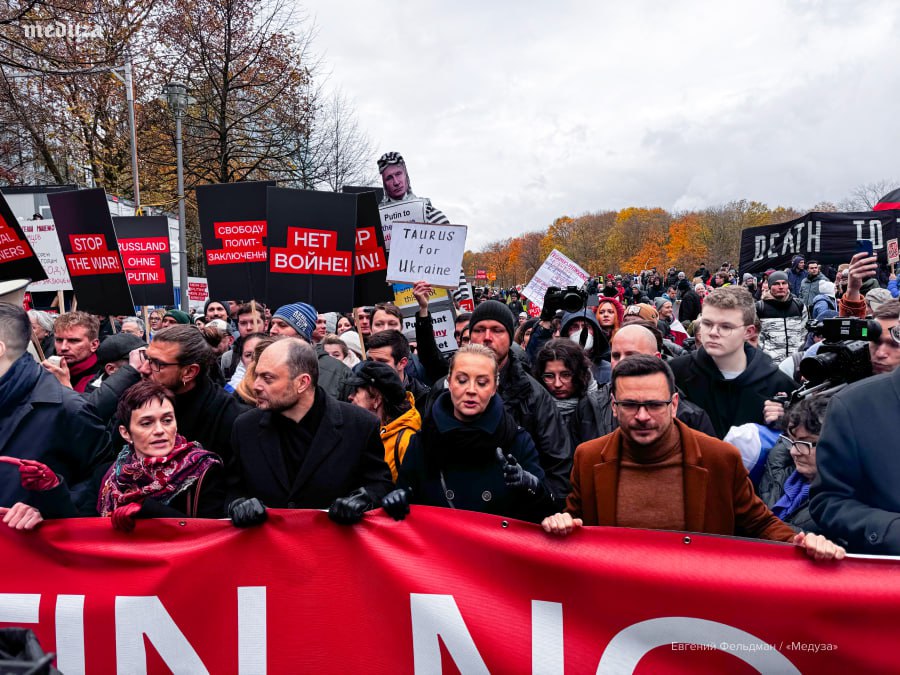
top-left (161, 81), bottom-right (193, 312)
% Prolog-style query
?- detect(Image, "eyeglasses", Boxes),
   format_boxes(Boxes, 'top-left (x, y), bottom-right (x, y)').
top-left (779, 434), bottom-right (816, 455)
top-left (541, 371), bottom-right (573, 384)
top-left (698, 319), bottom-right (746, 336)
top-left (139, 351), bottom-right (180, 372)
top-left (614, 398), bottom-right (674, 414)
top-left (891, 323), bottom-right (900, 345)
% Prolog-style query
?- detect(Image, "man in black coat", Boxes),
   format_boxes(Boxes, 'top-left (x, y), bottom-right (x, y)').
top-left (227, 338), bottom-right (393, 525)
top-left (810, 365), bottom-right (900, 553)
top-left (0, 303), bottom-right (109, 511)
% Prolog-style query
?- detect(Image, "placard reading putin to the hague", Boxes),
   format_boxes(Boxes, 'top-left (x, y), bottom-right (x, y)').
top-left (386, 222), bottom-right (467, 288)
top-left (266, 187), bottom-right (357, 311)
top-left (47, 188), bottom-right (134, 315)
top-left (196, 180), bottom-right (274, 302)
top-left (377, 198), bottom-right (425, 252)
top-left (113, 216), bottom-right (174, 306)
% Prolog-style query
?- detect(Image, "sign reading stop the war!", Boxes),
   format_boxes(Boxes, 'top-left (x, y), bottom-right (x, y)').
top-left (47, 188), bottom-right (134, 315)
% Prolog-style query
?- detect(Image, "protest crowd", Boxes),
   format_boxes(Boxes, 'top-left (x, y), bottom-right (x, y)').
top-left (5, 151), bottom-right (900, 574)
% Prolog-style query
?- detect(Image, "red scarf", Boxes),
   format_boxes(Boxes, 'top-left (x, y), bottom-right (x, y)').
top-left (97, 435), bottom-right (222, 516)
top-left (68, 353), bottom-right (99, 393)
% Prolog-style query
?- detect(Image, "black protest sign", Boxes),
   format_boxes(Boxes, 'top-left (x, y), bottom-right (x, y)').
top-left (0, 191), bottom-right (47, 283)
top-left (266, 187), bottom-right (357, 312)
top-left (196, 181), bottom-right (274, 302)
top-left (354, 190), bottom-right (392, 307)
top-left (343, 185), bottom-right (385, 203)
top-left (739, 210), bottom-right (900, 274)
top-left (47, 188), bottom-right (134, 315)
top-left (112, 216), bottom-right (175, 306)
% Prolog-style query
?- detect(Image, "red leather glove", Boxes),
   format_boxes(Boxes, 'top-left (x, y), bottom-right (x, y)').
top-left (17, 460), bottom-right (60, 491)
top-left (111, 502), bottom-right (143, 532)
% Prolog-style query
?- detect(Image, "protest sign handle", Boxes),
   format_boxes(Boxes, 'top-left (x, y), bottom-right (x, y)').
top-left (109, 316), bottom-right (117, 334)
top-left (30, 333), bottom-right (45, 361)
top-left (71, 295), bottom-right (77, 312)
top-left (55, 290), bottom-right (65, 312)
top-left (142, 305), bottom-right (150, 341)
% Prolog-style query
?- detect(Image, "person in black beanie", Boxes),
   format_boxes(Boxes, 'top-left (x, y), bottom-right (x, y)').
top-left (676, 278), bottom-right (703, 323)
top-left (424, 299), bottom-right (574, 509)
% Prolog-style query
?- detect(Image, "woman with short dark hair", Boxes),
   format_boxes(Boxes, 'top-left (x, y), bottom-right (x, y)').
top-left (758, 396), bottom-right (830, 533)
top-left (94, 380), bottom-right (226, 529)
top-left (533, 338), bottom-right (598, 448)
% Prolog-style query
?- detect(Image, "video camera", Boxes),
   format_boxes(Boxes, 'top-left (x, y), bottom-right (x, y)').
top-left (781, 318), bottom-right (881, 404)
top-left (543, 286), bottom-right (588, 316)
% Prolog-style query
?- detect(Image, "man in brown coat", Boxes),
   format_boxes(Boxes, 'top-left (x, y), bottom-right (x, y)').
top-left (542, 355), bottom-right (844, 560)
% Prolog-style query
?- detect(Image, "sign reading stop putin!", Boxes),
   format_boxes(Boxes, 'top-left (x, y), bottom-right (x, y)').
top-left (48, 188), bottom-right (134, 315)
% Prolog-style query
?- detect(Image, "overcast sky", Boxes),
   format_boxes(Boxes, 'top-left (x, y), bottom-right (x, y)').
top-left (301, 1), bottom-right (900, 250)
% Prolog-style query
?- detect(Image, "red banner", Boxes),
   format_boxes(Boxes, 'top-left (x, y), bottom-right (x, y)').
top-left (1, 508), bottom-right (896, 673)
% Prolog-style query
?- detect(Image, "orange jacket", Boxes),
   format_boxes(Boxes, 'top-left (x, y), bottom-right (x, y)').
top-left (381, 392), bottom-right (421, 482)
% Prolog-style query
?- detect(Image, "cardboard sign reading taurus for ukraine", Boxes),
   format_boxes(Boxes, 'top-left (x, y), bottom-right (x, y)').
top-left (0, 191), bottom-right (47, 284)
top-left (47, 188), bottom-right (134, 315)
top-left (386, 222), bottom-right (467, 288)
top-left (196, 181), bottom-right (274, 302)
top-left (113, 216), bottom-right (174, 306)
top-left (265, 187), bottom-right (357, 311)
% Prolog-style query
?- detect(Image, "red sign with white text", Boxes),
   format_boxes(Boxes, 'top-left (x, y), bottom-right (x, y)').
top-left (0, 508), bottom-right (896, 674)
top-left (206, 220), bottom-right (268, 266)
top-left (64, 234), bottom-right (124, 277)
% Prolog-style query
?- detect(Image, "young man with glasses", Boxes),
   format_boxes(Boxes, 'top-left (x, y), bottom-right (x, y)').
top-left (541, 355), bottom-right (845, 561)
top-left (668, 287), bottom-right (796, 439)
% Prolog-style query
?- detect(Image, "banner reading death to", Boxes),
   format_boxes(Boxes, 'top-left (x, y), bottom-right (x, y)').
top-left (0, 508), bottom-right (897, 674)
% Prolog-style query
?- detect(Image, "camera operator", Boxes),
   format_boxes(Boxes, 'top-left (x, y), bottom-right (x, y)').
top-left (809, 311), bottom-right (900, 554)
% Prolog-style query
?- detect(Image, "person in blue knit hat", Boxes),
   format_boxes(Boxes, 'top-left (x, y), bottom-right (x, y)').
top-left (268, 302), bottom-right (353, 401)
top-left (270, 302), bottom-right (318, 340)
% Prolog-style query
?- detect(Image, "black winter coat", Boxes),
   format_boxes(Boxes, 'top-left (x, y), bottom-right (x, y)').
top-left (677, 289), bottom-right (703, 323)
top-left (227, 387), bottom-right (393, 508)
top-left (399, 392), bottom-right (555, 523)
top-left (668, 344), bottom-right (797, 439)
top-left (0, 363), bottom-right (109, 511)
top-left (810, 368), bottom-right (900, 553)
top-left (426, 352), bottom-right (574, 509)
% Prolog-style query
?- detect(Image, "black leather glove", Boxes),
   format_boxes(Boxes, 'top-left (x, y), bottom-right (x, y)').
top-left (228, 497), bottom-right (267, 528)
top-left (496, 449), bottom-right (542, 495)
top-left (382, 488), bottom-right (412, 521)
top-left (328, 488), bottom-right (374, 525)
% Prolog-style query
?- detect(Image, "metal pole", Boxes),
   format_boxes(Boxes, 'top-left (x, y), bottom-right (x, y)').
top-left (124, 53), bottom-right (140, 212)
top-left (175, 112), bottom-right (189, 312)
